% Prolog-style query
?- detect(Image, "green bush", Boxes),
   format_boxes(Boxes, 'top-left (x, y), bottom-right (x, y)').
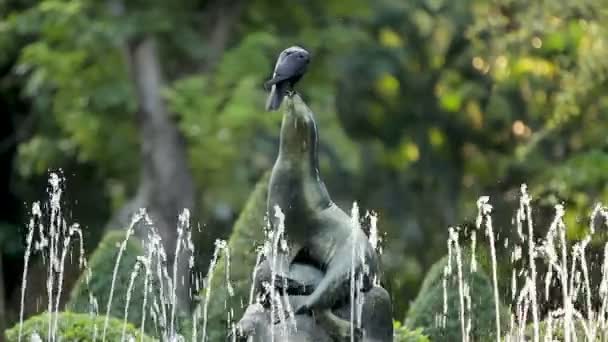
top-left (67, 230), bottom-right (147, 332)
top-left (393, 321), bottom-right (430, 342)
top-left (405, 252), bottom-right (509, 341)
top-left (199, 172), bottom-right (270, 341)
top-left (4, 311), bottom-right (155, 341)
top-left (504, 319), bottom-right (601, 341)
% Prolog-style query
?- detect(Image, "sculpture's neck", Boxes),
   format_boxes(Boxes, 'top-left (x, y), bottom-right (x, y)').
top-left (274, 96), bottom-right (331, 211)
top-left (278, 98), bottom-right (320, 175)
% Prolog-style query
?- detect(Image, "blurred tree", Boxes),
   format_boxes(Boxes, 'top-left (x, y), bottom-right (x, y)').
top-left (0, 0), bottom-right (252, 313)
top-left (406, 251), bottom-right (509, 341)
top-left (462, 0), bottom-right (608, 316)
top-left (105, 8), bottom-right (195, 312)
top-left (1, 0), bottom-right (608, 332)
top-left (201, 172), bottom-right (269, 341)
top-left (330, 0), bottom-right (608, 316)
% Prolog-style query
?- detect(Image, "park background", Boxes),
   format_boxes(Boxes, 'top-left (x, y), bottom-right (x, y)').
top-left (1, 0), bottom-right (608, 340)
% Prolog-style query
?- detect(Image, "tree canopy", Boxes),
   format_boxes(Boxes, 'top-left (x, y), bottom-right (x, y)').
top-left (1, 0), bottom-right (608, 332)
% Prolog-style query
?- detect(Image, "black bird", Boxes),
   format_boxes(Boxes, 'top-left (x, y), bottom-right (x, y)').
top-left (265, 46), bottom-right (310, 111)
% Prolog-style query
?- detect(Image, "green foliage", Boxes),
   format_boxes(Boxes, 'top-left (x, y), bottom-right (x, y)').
top-left (503, 318), bottom-right (601, 341)
top-left (4, 311), bottom-right (155, 342)
top-left (405, 253), bottom-right (509, 341)
top-left (3, 0), bottom-right (608, 327)
top-left (67, 230), bottom-right (146, 332)
top-left (466, 1), bottom-right (608, 221)
top-left (393, 321), bottom-right (430, 342)
top-left (198, 172), bottom-right (269, 341)
top-left (164, 29), bottom-right (360, 222)
top-left (164, 33), bottom-right (280, 213)
top-left (7, 1), bottom-right (138, 175)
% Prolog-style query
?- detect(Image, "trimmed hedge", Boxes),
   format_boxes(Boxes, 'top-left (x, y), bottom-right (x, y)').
top-left (200, 172), bottom-right (270, 341)
top-left (67, 230), bottom-right (147, 332)
top-left (505, 319), bottom-right (600, 341)
top-left (405, 252), bottom-right (509, 341)
top-left (4, 311), bottom-right (155, 342)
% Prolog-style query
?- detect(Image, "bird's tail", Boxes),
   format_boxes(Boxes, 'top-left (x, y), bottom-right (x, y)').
top-left (265, 82), bottom-right (287, 111)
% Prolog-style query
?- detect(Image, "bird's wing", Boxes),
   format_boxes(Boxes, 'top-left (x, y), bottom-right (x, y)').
top-left (264, 61), bottom-right (306, 89)
top-left (264, 75), bottom-right (284, 90)
top-left (264, 50), bottom-right (289, 90)
top-left (275, 56), bottom-right (307, 80)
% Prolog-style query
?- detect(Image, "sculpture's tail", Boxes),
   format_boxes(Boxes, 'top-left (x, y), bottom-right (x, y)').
top-left (265, 81), bottom-right (287, 111)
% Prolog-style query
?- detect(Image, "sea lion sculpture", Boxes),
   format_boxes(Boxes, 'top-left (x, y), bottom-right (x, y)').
top-left (234, 94), bottom-right (392, 341)
top-left (267, 94), bottom-right (379, 314)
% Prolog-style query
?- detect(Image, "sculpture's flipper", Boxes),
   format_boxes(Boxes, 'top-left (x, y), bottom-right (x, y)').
top-left (253, 256), bottom-right (323, 298)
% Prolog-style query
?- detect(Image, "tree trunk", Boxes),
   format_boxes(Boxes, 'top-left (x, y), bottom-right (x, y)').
top-left (132, 36), bottom-right (195, 311)
top-left (108, 35), bottom-right (195, 313)
top-left (200, 0), bottom-right (244, 73)
top-left (105, 0), bottom-right (244, 315)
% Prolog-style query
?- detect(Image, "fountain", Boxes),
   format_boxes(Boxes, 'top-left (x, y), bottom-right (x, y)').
top-left (6, 78), bottom-right (608, 342)
top-left (13, 176), bottom-right (195, 341)
top-left (435, 185), bottom-right (608, 341)
top-left (8, 94), bottom-right (393, 342)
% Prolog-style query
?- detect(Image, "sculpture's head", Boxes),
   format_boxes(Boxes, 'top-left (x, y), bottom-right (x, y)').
top-left (278, 94), bottom-right (319, 160)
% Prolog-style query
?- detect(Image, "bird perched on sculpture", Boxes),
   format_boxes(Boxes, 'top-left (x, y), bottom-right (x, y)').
top-left (265, 46), bottom-right (310, 111)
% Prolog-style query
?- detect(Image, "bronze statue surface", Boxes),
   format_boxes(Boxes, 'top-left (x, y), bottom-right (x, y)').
top-left (236, 95), bottom-right (392, 341)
